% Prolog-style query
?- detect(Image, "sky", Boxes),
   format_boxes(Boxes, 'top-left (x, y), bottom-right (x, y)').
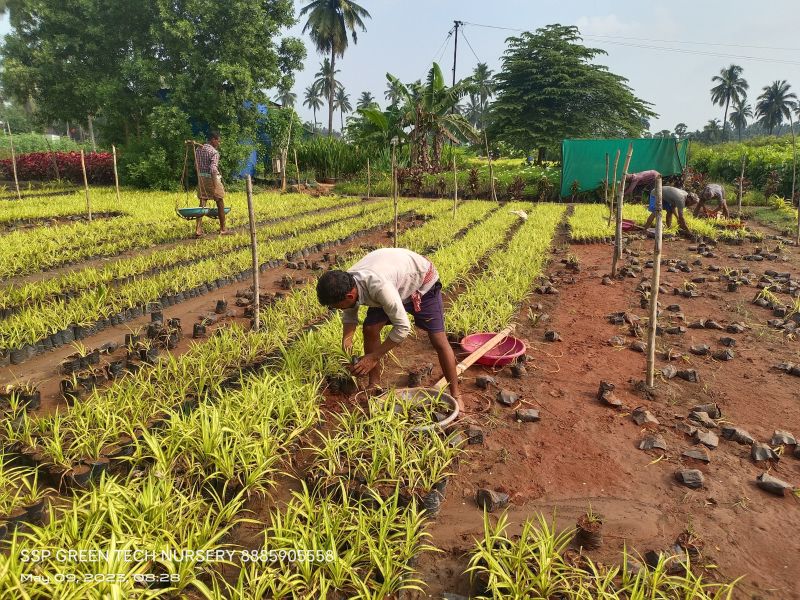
top-left (2, 1), bottom-right (799, 133)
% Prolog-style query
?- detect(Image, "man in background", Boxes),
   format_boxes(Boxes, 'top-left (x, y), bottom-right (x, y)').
top-left (195, 131), bottom-right (229, 237)
top-left (694, 183), bottom-right (730, 218)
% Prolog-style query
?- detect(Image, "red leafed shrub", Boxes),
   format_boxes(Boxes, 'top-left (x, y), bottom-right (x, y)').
top-left (0, 151), bottom-right (114, 184)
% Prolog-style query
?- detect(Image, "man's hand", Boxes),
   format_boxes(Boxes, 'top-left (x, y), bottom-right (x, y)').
top-left (350, 352), bottom-right (380, 376)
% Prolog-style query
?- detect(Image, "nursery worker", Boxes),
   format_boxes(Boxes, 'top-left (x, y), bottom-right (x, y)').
top-left (316, 248), bottom-right (461, 409)
top-left (624, 169), bottom-right (660, 200)
top-left (643, 186), bottom-right (699, 235)
top-left (195, 131), bottom-right (229, 237)
top-left (694, 183), bottom-right (730, 218)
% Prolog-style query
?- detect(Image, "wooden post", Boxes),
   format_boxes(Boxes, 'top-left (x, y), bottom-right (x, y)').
top-left (646, 176), bottom-right (664, 388)
top-left (790, 114), bottom-right (798, 245)
top-left (80, 149), bottom-right (92, 221)
top-left (293, 148), bottom-right (300, 185)
top-left (392, 141), bottom-right (398, 247)
top-left (6, 123), bottom-right (22, 201)
top-left (484, 129), bottom-right (497, 202)
top-left (112, 144), bottom-right (121, 204)
top-left (366, 157), bottom-right (371, 199)
top-left (611, 144), bottom-right (633, 277)
top-left (452, 154), bottom-right (458, 217)
top-left (246, 176), bottom-right (260, 330)
top-left (281, 113), bottom-right (295, 192)
top-left (607, 149), bottom-right (620, 226)
top-left (604, 152), bottom-right (610, 219)
top-left (737, 153), bottom-right (746, 218)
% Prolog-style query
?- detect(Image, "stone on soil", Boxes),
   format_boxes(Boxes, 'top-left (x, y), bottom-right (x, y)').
top-left (630, 340), bottom-right (646, 352)
top-left (689, 411), bottom-right (717, 429)
top-left (677, 369), bottom-right (699, 382)
top-left (712, 349), bottom-right (735, 361)
top-left (639, 434), bottom-right (667, 451)
top-left (751, 442), bottom-right (780, 462)
top-left (476, 488), bottom-right (510, 512)
top-left (516, 409), bottom-right (540, 422)
top-left (704, 320), bottom-right (724, 330)
top-left (690, 344), bottom-right (710, 356)
top-left (661, 365), bottom-right (677, 379)
top-left (756, 472), bottom-right (792, 496)
top-left (497, 389), bottom-right (519, 406)
top-left (632, 407), bottom-right (659, 426)
top-left (675, 469), bottom-right (705, 489)
top-left (770, 430), bottom-right (796, 445)
top-left (466, 427), bottom-right (484, 445)
top-left (719, 336), bottom-right (737, 347)
top-left (721, 425), bottom-right (755, 445)
top-left (544, 330), bottom-right (561, 342)
top-left (475, 375), bottom-right (496, 390)
top-left (694, 429), bottom-right (719, 448)
top-left (682, 448), bottom-right (710, 463)
top-left (726, 323), bottom-right (746, 333)
top-left (691, 403), bottom-right (721, 419)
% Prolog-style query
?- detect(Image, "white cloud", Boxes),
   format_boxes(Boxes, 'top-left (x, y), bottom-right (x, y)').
top-left (575, 14), bottom-right (639, 37)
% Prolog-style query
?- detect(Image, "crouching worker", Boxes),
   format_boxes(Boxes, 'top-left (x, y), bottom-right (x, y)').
top-left (695, 183), bottom-right (730, 218)
top-left (316, 248), bottom-right (461, 409)
top-left (643, 186), bottom-right (699, 235)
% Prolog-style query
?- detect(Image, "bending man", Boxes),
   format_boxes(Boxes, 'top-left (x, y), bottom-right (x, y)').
top-left (694, 183), bottom-right (730, 218)
top-left (316, 248), bottom-right (461, 408)
top-left (195, 131), bottom-right (229, 237)
top-left (643, 186), bottom-right (699, 235)
top-left (624, 169), bottom-right (661, 200)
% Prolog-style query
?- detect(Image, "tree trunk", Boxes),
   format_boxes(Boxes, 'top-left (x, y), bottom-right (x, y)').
top-left (340, 110), bottom-right (343, 133)
top-left (87, 114), bottom-right (97, 152)
top-left (722, 98), bottom-right (730, 142)
top-left (312, 107), bottom-right (316, 133)
top-left (328, 49), bottom-right (335, 137)
top-left (536, 147), bottom-right (546, 164)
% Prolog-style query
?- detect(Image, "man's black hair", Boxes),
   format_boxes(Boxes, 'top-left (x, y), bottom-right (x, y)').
top-left (207, 130), bottom-right (220, 142)
top-left (317, 270), bottom-right (356, 305)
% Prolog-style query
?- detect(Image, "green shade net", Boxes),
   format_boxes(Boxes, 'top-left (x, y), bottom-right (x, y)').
top-left (560, 138), bottom-right (688, 197)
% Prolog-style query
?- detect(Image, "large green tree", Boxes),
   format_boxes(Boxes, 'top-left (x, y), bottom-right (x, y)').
top-left (487, 24), bottom-right (654, 162)
top-left (1, 0), bottom-right (305, 186)
top-left (756, 80), bottom-right (797, 135)
top-left (710, 64), bottom-right (748, 141)
top-left (300, 0), bottom-right (370, 137)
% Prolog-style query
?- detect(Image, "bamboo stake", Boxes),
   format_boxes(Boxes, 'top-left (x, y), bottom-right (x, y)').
top-left (607, 149), bottom-right (620, 226)
top-left (433, 325), bottom-right (515, 390)
top-left (737, 153), bottom-right (746, 218)
top-left (611, 144), bottom-right (634, 277)
top-left (791, 114), bottom-right (798, 245)
top-left (646, 176), bottom-right (664, 388)
top-left (366, 157), bottom-right (371, 199)
top-left (392, 141), bottom-right (398, 247)
top-left (452, 154), bottom-right (458, 218)
top-left (112, 144), bottom-right (121, 204)
top-left (245, 176), bottom-right (260, 330)
top-left (281, 114), bottom-right (294, 192)
top-left (603, 152), bottom-right (609, 218)
top-left (483, 129), bottom-right (497, 202)
top-left (293, 148), bottom-right (300, 185)
top-left (6, 123), bottom-right (21, 201)
top-left (80, 149), bottom-right (92, 221)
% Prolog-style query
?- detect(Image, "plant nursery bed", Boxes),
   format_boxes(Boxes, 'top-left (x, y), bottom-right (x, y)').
top-left (369, 218), bottom-right (800, 599)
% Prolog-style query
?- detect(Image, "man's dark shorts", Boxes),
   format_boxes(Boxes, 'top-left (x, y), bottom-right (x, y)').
top-left (363, 281), bottom-right (445, 334)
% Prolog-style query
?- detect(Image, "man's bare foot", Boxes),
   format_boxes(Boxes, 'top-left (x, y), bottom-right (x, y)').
top-left (219, 229), bottom-right (232, 236)
top-left (194, 231), bottom-right (203, 238)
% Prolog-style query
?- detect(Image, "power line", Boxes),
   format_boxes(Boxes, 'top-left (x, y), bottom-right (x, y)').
top-left (435, 31), bottom-right (453, 65)
top-left (431, 30), bottom-right (453, 65)
top-left (461, 28), bottom-right (483, 64)
top-left (460, 20), bottom-right (800, 67)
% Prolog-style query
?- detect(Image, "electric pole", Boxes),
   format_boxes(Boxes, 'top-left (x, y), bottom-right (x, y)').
top-left (452, 20), bottom-right (462, 87)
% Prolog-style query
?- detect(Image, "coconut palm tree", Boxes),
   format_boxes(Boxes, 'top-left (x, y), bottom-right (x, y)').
top-left (303, 85), bottom-right (324, 133)
top-left (313, 58), bottom-right (343, 130)
top-left (275, 87), bottom-right (297, 109)
top-left (756, 80), bottom-right (797, 135)
top-left (334, 88), bottom-right (352, 132)
top-left (356, 91), bottom-right (376, 110)
top-left (470, 62), bottom-right (495, 128)
top-left (729, 99), bottom-right (753, 141)
top-left (300, 0), bottom-right (371, 137)
top-left (464, 94), bottom-right (482, 128)
top-left (384, 78), bottom-right (405, 106)
top-left (710, 65), bottom-right (748, 141)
